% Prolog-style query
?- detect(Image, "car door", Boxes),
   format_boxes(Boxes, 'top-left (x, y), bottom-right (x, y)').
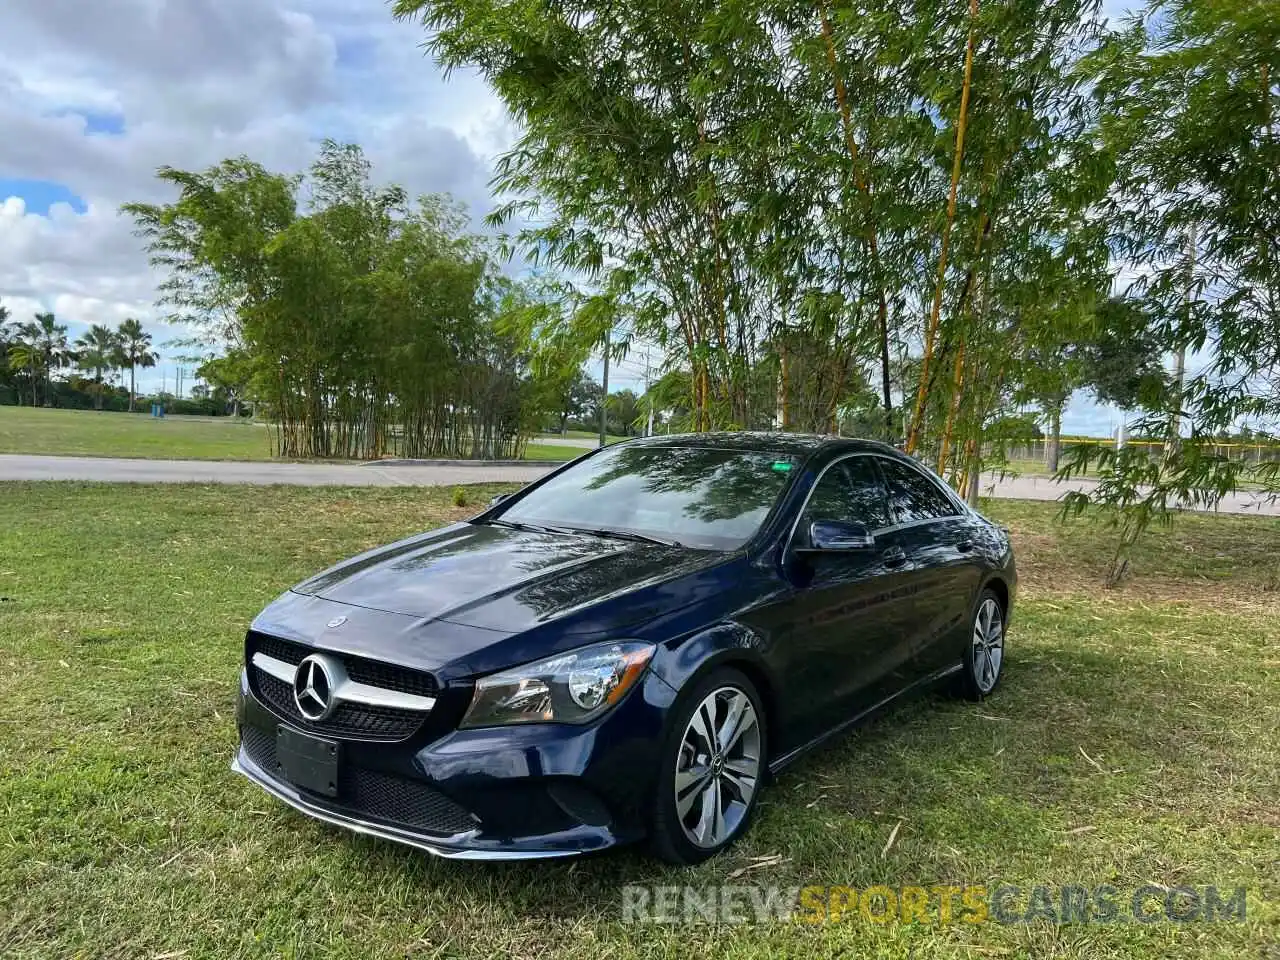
top-left (873, 456), bottom-right (982, 679)
top-left (767, 454), bottom-right (918, 742)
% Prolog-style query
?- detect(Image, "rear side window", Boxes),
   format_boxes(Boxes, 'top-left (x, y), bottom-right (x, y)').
top-left (802, 456), bottom-right (891, 530)
top-left (877, 457), bottom-right (959, 524)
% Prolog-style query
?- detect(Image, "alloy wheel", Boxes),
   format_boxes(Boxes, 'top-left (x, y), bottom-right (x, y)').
top-left (673, 686), bottom-right (762, 849)
top-left (971, 597), bottom-right (1004, 693)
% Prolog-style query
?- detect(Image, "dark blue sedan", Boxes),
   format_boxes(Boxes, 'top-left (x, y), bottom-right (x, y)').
top-left (233, 433), bottom-right (1015, 863)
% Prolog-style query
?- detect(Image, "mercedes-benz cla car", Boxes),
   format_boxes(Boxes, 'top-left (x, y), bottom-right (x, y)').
top-left (233, 433), bottom-right (1015, 863)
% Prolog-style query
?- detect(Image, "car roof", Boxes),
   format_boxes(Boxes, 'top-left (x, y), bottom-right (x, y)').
top-left (616, 431), bottom-right (902, 458)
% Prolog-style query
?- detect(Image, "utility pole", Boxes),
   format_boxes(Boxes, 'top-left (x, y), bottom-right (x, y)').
top-left (598, 328), bottom-right (610, 448)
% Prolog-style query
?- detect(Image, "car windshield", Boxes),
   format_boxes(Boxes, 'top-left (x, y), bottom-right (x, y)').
top-left (494, 445), bottom-right (799, 551)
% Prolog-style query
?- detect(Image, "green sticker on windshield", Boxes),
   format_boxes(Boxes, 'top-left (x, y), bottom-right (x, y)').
top-left (771, 461), bottom-right (793, 472)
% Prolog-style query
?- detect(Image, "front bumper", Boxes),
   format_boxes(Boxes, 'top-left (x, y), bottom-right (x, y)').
top-left (233, 666), bottom-right (677, 859)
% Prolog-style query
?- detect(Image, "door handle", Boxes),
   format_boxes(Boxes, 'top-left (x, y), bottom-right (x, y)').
top-left (882, 546), bottom-right (907, 568)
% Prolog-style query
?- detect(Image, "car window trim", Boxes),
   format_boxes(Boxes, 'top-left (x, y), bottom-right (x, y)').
top-left (871, 453), bottom-right (968, 525)
top-left (785, 451), bottom-right (892, 549)
top-left (785, 451), bottom-right (969, 554)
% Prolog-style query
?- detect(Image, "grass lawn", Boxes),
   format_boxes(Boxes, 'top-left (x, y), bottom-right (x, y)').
top-left (548, 428), bottom-right (630, 444)
top-left (521, 442), bottom-right (584, 462)
top-left (0, 486), bottom-right (1275, 958)
top-left (0, 407), bottom-right (274, 461)
top-left (0, 407), bottom-right (583, 463)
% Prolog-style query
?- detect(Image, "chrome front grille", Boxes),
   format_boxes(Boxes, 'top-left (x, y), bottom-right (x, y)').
top-left (246, 631), bottom-right (437, 741)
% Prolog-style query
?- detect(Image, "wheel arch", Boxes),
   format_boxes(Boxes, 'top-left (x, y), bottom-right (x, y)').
top-left (651, 623), bottom-right (784, 766)
top-left (983, 575), bottom-right (1010, 617)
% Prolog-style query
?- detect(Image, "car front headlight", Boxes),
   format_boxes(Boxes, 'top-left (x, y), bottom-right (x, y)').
top-left (460, 641), bottom-right (656, 728)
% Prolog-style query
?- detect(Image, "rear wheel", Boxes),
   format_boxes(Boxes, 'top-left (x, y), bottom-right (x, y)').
top-left (649, 667), bottom-right (766, 865)
top-left (958, 589), bottom-right (1005, 700)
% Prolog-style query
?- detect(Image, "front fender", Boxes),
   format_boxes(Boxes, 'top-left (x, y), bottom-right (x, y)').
top-left (652, 621), bottom-right (772, 689)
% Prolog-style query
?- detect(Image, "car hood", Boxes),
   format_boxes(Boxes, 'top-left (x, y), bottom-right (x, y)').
top-left (291, 521), bottom-right (723, 636)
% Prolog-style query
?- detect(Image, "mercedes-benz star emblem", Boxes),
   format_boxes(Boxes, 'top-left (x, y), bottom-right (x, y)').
top-left (293, 654), bottom-right (335, 721)
top-left (326, 616), bottom-right (347, 628)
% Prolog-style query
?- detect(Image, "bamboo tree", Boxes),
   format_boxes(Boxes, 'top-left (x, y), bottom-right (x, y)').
top-left (818, 0), bottom-right (894, 430)
top-left (906, 0), bottom-right (980, 456)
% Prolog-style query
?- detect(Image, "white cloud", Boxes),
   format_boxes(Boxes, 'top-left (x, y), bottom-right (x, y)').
top-left (0, 0), bottom-right (508, 392)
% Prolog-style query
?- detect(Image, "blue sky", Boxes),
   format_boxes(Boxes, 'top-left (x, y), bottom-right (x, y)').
top-left (0, 0), bottom-right (507, 401)
top-left (1, 0), bottom-right (1136, 435)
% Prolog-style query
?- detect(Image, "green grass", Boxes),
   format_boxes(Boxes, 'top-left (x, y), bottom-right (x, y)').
top-left (522, 442), bottom-right (585, 461)
top-left (0, 407), bottom-right (584, 463)
top-left (0, 406), bottom-right (274, 460)
top-left (1, 486), bottom-right (1275, 959)
top-left (549, 428), bottom-right (630, 444)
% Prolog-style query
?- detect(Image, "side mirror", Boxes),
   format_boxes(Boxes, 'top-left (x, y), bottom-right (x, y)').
top-left (804, 519), bottom-right (875, 551)
top-left (487, 493), bottom-right (511, 508)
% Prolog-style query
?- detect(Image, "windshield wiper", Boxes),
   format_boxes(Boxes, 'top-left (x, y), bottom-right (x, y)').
top-left (479, 518), bottom-right (683, 548)
top-left (476, 518), bottom-right (564, 535)
top-left (562, 527), bottom-right (683, 549)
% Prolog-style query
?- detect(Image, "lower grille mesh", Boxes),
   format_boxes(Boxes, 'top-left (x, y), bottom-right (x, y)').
top-left (255, 672), bottom-right (423, 740)
top-left (240, 724), bottom-right (477, 836)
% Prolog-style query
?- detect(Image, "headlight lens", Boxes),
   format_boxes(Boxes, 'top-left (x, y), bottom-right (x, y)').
top-left (460, 641), bottom-right (655, 728)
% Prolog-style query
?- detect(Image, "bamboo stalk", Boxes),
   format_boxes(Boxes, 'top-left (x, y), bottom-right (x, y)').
top-left (905, 0), bottom-right (981, 455)
top-left (819, 2), bottom-right (894, 430)
top-left (780, 338), bottom-right (792, 429)
top-left (936, 339), bottom-right (967, 476)
top-left (934, 208), bottom-right (992, 473)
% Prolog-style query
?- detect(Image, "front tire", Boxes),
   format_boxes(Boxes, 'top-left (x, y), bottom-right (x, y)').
top-left (649, 667), bottom-right (767, 865)
top-left (958, 588), bottom-right (1005, 700)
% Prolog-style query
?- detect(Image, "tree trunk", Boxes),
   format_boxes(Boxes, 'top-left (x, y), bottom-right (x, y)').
top-left (905, 0), bottom-right (980, 455)
top-left (878, 302), bottom-right (893, 439)
top-left (965, 438), bottom-right (981, 506)
top-left (129, 364), bottom-right (136, 413)
top-left (936, 341), bottom-right (968, 477)
top-left (1166, 227), bottom-right (1194, 466)
top-left (1045, 404), bottom-right (1062, 472)
top-left (819, 1), bottom-right (893, 438)
top-left (780, 342), bottom-right (791, 429)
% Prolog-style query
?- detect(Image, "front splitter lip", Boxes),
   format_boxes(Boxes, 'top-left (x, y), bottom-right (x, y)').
top-left (231, 750), bottom-right (584, 862)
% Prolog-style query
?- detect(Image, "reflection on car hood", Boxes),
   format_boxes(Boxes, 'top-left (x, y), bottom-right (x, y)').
top-left (291, 521), bottom-right (723, 634)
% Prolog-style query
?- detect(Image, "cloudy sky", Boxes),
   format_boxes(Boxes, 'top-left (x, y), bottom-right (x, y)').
top-left (1, 0), bottom-right (1135, 434)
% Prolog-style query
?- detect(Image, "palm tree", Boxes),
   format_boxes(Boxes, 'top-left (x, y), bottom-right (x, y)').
top-left (116, 318), bottom-right (157, 413)
top-left (75, 324), bottom-right (121, 410)
top-left (7, 313), bottom-right (70, 406)
top-left (33, 313), bottom-right (71, 406)
top-left (7, 324), bottom-right (38, 406)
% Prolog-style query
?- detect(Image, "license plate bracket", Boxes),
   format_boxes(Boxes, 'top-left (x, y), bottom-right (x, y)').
top-left (276, 725), bottom-right (340, 797)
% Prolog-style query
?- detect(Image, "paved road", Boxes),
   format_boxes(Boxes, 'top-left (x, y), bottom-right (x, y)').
top-left (971, 471), bottom-right (1278, 516)
top-left (0, 454), bottom-right (552, 488)
top-left (1, 453), bottom-right (1275, 515)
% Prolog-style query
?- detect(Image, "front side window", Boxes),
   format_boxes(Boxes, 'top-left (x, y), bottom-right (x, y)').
top-left (877, 457), bottom-right (959, 524)
top-left (497, 445), bottom-right (799, 551)
top-left (801, 456), bottom-right (891, 531)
